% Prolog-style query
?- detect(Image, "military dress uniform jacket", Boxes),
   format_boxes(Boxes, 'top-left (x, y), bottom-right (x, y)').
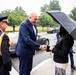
top-left (0, 31), bottom-right (12, 75)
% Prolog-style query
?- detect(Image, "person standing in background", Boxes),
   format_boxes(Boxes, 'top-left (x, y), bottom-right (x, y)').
top-left (0, 14), bottom-right (12, 75)
top-left (16, 12), bottom-right (46, 75)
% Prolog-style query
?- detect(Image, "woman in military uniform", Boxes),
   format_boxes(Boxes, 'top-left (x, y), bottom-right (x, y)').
top-left (0, 14), bottom-right (12, 75)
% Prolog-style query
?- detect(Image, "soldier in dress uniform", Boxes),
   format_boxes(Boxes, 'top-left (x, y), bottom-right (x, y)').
top-left (0, 14), bottom-right (12, 75)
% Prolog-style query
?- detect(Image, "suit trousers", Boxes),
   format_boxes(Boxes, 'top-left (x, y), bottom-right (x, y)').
top-left (19, 56), bottom-right (33, 75)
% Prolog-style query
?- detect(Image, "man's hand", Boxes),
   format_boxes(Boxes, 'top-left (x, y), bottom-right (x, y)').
top-left (40, 45), bottom-right (47, 50)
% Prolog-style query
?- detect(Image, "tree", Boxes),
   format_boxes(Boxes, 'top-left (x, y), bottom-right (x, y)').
top-left (48, 0), bottom-right (61, 11)
top-left (40, 0), bottom-right (61, 28)
top-left (8, 7), bottom-right (28, 26)
top-left (41, 4), bottom-right (49, 12)
top-left (40, 0), bottom-right (61, 13)
top-left (38, 12), bottom-right (52, 31)
top-left (1, 7), bottom-right (28, 29)
top-left (69, 7), bottom-right (76, 21)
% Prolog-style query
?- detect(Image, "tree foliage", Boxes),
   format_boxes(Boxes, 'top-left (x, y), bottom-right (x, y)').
top-left (38, 12), bottom-right (52, 27)
top-left (1, 7), bottom-right (28, 27)
top-left (0, 1), bottom-right (62, 29)
top-left (69, 7), bottom-right (76, 21)
top-left (39, 0), bottom-right (61, 28)
top-left (41, 4), bottom-right (49, 12)
top-left (40, 0), bottom-right (61, 13)
top-left (48, 0), bottom-right (61, 11)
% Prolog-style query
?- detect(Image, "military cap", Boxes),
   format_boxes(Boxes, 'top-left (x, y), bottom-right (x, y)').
top-left (0, 14), bottom-right (8, 22)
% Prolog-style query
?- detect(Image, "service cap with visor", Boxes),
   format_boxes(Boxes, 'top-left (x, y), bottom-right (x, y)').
top-left (0, 14), bottom-right (8, 23)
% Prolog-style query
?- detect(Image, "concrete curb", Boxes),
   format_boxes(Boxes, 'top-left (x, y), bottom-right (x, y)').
top-left (38, 32), bottom-right (46, 36)
top-left (31, 58), bottom-right (52, 73)
top-left (10, 67), bottom-right (19, 75)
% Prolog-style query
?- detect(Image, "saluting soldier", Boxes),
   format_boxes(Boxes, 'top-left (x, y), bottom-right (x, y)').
top-left (0, 14), bottom-right (12, 75)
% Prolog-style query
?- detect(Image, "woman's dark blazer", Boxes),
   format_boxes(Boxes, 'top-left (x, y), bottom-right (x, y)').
top-left (52, 34), bottom-right (74, 63)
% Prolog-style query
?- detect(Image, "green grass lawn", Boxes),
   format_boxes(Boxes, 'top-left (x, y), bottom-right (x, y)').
top-left (6, 26), bottom-right (48, 33)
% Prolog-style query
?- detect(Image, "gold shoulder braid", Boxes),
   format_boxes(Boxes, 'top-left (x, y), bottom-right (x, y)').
top-left (0, 33), bottom-right (5, 56)
top-left (0, 33), bottom-right (10, 56)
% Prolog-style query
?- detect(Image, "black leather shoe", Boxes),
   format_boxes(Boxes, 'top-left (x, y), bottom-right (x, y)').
top-left (71, 65), bottom-right (76, 70)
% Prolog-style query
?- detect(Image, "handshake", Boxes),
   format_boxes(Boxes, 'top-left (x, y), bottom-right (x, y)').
top-left (39, 44), bottom-right (54, 51)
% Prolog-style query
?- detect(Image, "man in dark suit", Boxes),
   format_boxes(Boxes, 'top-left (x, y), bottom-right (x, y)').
top-left (16, 12), bottom-right (46, 75)
top-left (0, 14), bottom-right (12, 75)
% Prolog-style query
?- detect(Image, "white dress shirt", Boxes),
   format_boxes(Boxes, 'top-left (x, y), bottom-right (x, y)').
top-left (33, 25), bottom-right (36, 35)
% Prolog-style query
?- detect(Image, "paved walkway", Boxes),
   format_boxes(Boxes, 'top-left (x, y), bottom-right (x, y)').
top-left (10, 55), bottom-right (76, 75)
top-left (10, 41), bottom-right (76, 75)
top-left (31, 41), bottom-right (76, 75)
top-left (31, 57), bottom-right (76, 75)
top-left (10, 67), bottom-right (18, 75)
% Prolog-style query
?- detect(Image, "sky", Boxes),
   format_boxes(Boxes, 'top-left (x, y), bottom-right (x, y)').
top-left (0, 0), bottom-right (76, 15)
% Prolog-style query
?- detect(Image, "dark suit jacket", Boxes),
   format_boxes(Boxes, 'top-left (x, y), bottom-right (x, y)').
top-left (0, 30), bottom-right (12, 75)
top-left (16, 19), bottom-right (40, 57)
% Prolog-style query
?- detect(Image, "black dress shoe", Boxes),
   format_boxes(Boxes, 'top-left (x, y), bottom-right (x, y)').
top-left (71, 65), bottom-right (76, 70)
